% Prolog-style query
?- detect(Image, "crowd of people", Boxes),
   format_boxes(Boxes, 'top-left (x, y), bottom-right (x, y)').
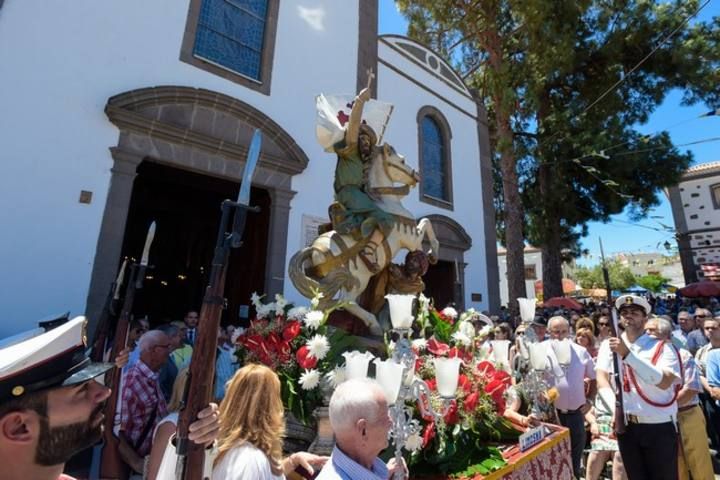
top-left (2, 292), bottom-right (720, 480)
top-left (488, 294), bottom-right (720, 480)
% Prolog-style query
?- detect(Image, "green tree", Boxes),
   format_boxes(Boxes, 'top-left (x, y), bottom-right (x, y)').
top-left (396, 0), bottom-right (719, 306)
top-left (575, 262), bottom-right (637, 291)
top-left (636, 274), bottom-right (669, 293)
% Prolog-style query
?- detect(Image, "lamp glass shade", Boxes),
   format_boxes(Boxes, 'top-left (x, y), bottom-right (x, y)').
top-left (374, 358), bottom-right (404, 405)
top-left (433, 357), bottom-right (461, 398)
top-left (517, 298), bottom-right (536, 324)
top-left (343, 350), bottom-right (374, 380)
top-left (491, 340), bottom-right (511, 370)
top-left (528, 342), bottom-right (547, 371)
top-left (385, 294), bottom-right (415, 330)
top-left (553, 339), bottom-right (572, 366)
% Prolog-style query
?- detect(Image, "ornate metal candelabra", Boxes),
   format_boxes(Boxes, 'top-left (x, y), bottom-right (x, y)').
top-left (380, 295), bottom-right (459, 480)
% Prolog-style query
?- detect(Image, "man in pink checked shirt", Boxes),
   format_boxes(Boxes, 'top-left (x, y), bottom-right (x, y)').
top-left (545, 315), bottom-right (596, 479)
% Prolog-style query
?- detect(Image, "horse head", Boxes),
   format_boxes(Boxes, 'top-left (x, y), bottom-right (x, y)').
top-left (369, 143), bottom-right (420, 195)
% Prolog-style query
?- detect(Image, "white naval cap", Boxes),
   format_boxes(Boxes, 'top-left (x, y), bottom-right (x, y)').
top-left (0, 316), bottom-right (113, 403)
top-left (615, 294), bottom-right (651, 315)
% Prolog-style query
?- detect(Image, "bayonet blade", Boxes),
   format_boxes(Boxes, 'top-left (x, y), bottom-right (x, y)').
top-left (140, 221), bottom-right (156, 267)
top-left (237, 129), bottom-right (262, 206)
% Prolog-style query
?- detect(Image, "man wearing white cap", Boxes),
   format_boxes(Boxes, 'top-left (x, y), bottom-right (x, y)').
top-left (598, 295), bottom-right (682, 480)
top-left (0, 316), bottom-right (220, 480)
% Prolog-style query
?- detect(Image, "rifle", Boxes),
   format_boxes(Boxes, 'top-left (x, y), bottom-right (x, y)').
top-left (175, 129), bottom-right (262, 480)
top-left (91, 258), bottom-right (128, 362)
top-left (599, 238), bottom-right (626, 435)
top-left (98, 222), bottom-right (156, 479)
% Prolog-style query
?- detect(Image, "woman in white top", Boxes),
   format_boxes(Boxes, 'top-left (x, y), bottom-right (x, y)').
top-left (212, 364), bottom-right (327, 480)
top-left (146, 367), bottom-right (189, 480)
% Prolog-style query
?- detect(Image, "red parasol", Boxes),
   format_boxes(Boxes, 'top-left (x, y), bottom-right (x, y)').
top-left (678, 281), bottom-right (720, 298)
top-left (542, 296), bottom-right (584, 311)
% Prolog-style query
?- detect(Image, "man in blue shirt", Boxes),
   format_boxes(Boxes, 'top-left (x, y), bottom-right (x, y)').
top-left (316, 379), bottom-right (405, 480)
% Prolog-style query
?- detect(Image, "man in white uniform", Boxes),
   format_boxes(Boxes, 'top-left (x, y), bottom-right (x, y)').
top-left (597, 295), bottom-right (681, 480)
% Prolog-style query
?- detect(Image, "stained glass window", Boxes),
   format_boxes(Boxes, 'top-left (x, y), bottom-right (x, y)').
top-left (194, 0), bottom-right (268, 81)
top-left (421, 116), bottom-right (448, 201)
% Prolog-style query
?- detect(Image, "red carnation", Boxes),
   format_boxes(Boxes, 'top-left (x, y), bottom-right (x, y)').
top-left (296, 345), bottom-right (318, 369)
top-left (282, 321), bottom-right (301, 341)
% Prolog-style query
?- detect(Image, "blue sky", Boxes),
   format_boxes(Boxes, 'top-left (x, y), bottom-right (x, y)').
top-left (379, 1), bottom-right (719, 265)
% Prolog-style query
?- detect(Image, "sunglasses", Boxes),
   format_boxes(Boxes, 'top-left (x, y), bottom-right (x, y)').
top-left (696, 314), bottom-right (709, 318)
top-left (598, 322), bottom-right (609, 326)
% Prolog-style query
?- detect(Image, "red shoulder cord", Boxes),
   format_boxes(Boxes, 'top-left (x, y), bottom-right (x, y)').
top-left (623, 340), bottom-right (683, 408)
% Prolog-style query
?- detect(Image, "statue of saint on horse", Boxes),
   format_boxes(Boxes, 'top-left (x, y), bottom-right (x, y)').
top-left (290, 79), bottom-right (439, 336)
top-left (329, 86), bottom-right (393, 273)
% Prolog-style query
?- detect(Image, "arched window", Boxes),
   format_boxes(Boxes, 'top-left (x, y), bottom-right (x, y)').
top-left (418, 107), bottom-right (453, 209)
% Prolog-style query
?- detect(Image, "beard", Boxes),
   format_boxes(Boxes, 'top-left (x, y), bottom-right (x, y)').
top-left (34, 403), bottom-right (104, 466)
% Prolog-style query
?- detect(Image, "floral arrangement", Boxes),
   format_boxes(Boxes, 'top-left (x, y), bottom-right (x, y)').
top-left (402, 300), bottom-right (521, 477)
top-left (234, 292), bottom-right (355, 424)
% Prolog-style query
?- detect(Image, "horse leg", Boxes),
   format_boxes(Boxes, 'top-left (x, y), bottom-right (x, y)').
top-left (343, 302), bottom-right (384, 337)
top-left (417, 218), bottom-right (440, 262)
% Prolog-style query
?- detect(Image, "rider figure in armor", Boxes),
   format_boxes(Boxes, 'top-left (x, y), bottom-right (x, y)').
top-left (331, 87), bottom-right (394, 273)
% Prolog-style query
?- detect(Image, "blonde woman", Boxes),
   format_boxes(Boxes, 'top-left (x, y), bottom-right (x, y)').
top-left (212, 364), bottom-right (327, 479)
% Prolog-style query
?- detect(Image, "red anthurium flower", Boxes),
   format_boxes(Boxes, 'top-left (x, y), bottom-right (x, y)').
top-left (443, 400), bottom-right (459, 425)
top-left (448, 347), bottom-right (460, 359)
top-left (422, 421), bottom-right (436, 448)
top-left (282, 321), bottom-right (301, 341)
top-left (463, 391), bottom-right (480, 412)
top-left (458, 374), bottom-right (472, 393)
top-left (425, 378), bottom-right (437, 391)
top-left (427, 338), bottom-right (449, 356)
top-left (476, 360), bottom-right (496, 378)
top-left (296, 345), bottom-right (318, 369)
top-left (415, 357), bottom-right (424, 371)
top-left (492, 370), bottom-right (512, 386)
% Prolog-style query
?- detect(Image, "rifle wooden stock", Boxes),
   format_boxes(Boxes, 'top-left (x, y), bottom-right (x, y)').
top-left (99, 264), bottom-right (139, 480)
top-left (176, 201), bottom-right (251, 480)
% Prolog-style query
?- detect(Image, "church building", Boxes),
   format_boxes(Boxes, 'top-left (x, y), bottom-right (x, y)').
top-left (0, 0), bottom-right (498, 336)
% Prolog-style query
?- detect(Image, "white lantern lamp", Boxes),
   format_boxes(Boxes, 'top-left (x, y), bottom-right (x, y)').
top-left (374, 358), bottom-right (404, 405)
top-left (433, 357), bottom-right (462, 399)
top-left (517, 297), bottom-right (536, 324)
top-left (491, 340), bottom-right (511, 371)
top-left (528, 342), bottom-right (547, 371)
top-left (385, 294), bottom-right (415, 332)
top-left (343, 350), bottom-right (374, 380)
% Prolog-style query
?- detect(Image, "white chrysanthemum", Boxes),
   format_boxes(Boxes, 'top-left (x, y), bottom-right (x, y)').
top-left (457, 320), bottom-right (476, 339)
top-left (250, 291), bottom-right (263, 309)
top-left (274, 293), bottom-right (288, 311)
top-left (256, 303), bottom-right (273, 319)
top-left (299, 369), bottom-right (321, 390)
top-left (411, 338), bottom-right (427, 351)
top-left (306, 334), bottom-right (330, 360)
top-left (304, 310), bottom-right (324, 330)
top-left (287, 306), bottom-right (309, 321)
top-left (480, 325), bottom-right (492, 337)
top-left (325, 366), bottom-right (347, 388)
top-left (452, 331), bottom-right (472, 347)
top-left (404, 432), bottom-right (423, 452)
top-left (441, 306), bottom-right (458, 319)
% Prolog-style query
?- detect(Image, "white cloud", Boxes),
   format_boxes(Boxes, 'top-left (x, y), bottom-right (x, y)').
top-left (298, 6), bottom-right (325, 31)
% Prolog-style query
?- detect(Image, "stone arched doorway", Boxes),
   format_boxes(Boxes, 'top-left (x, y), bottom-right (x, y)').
top-left (423, 214), bottom-right (472, 310)
top-left (86, 86), bottom-right (308, 326)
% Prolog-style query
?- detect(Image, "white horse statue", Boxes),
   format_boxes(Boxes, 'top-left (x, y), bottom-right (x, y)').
top-left (289, 142), bottom-right (439, 336)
